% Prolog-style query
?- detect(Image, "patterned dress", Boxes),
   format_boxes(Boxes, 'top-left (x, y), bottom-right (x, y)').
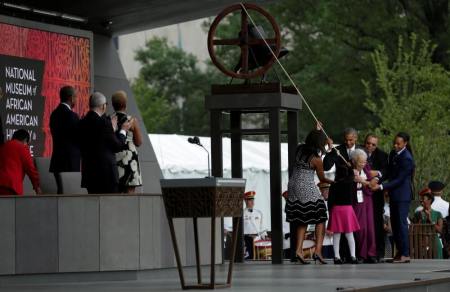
top-left (285, 146), bottom-right (327, 224)
top-left (115, 112), bottom-right (142, 189)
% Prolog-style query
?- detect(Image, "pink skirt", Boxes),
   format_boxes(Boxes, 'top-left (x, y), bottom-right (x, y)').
top-left (327, 205), bottom-right (360, 233)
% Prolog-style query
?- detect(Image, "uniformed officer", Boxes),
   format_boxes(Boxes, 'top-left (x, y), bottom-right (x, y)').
top-left (415, 181), bottom-right (448, 217)
top-left (243, 191), bottom-right (265, 259)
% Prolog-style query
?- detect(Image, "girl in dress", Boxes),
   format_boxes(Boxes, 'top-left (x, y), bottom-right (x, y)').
top-left (327, 150), bottom-right (360, 264)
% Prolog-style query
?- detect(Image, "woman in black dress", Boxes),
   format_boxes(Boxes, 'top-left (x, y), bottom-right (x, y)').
top-left (286, 126), bottom-right (334, 264)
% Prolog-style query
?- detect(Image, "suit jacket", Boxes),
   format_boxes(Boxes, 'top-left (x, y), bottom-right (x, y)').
top-left (366, 147), bottom-right (388, 177)
top-left (323, 144), bottom-right (363, 181)
top-left (380, 149), bottom-right (415, 202)
top-left (324, 144), bottom-right (362, 208)
top-left (49, 103), bottom-right (81, 172)
top-left (78, 111), bottom-right (126, 193)
top-left (0, 140), bottom-right (40, 195)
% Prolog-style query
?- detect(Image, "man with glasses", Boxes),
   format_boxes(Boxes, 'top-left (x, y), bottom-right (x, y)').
top-left (363, 134), bottom-right (388, 262)
top-left (78, 92), bottom-right (131, 194)
top-left (0, 129), bottom-right (41, 195)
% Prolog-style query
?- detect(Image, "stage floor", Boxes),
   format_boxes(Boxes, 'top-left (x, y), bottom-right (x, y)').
top-left (1, 260), bottom-right (450, 291)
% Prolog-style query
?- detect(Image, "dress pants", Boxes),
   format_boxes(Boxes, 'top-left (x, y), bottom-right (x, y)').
top-left (372, 191), bottom-right (385, 258)
top-left (390, 201), bottom-right (410, 257)
top-left (53, 173), bottom-right (63, 194)
top-left (244, 234), bottom-right (256, 259)
top-left (0, 186), bottom-right (16, 195)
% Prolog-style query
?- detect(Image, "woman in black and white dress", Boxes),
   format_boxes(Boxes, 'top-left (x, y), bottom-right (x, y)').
top-left (285, 126), bottom-right (334, 264)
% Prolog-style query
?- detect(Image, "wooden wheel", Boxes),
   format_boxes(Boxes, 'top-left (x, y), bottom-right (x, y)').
top-left (207, 3), bottom-right (281, 79)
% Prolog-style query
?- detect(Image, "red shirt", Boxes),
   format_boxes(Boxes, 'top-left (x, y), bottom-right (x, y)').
top-left (0, 140), bottom-right (40, 195)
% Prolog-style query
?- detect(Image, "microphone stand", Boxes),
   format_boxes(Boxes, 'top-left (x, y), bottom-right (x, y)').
top-left (198, 143), bottom-right (211, 178)
top-left (188, 136), bottom-right (212, 178)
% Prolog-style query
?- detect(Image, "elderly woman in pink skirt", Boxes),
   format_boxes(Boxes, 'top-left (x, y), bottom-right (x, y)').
top-left (327, 159), bottom-right (360, 264)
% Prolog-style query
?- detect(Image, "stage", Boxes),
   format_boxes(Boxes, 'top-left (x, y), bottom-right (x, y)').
top-left (1, 260), bottom-right (449, 292)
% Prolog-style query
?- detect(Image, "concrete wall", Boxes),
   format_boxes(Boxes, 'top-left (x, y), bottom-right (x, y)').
top-left (0, 17), bottom-right (222, 275)
top-left (0, 194), bottom-right (221, 275)
top-left (93, 33), bottom-right (163, 195)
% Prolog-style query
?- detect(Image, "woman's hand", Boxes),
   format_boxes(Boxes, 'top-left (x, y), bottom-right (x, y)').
top-left (129, 117), bottom-right (136, 131)
top-left (316, 121), bottom-right (323, 131)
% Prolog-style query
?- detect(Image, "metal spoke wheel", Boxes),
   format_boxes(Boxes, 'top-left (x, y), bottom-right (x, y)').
top-left (207, 3), bottom-right (281, 79)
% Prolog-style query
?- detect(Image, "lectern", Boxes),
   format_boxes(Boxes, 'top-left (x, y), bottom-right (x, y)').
top-left (160, 177), bottom-right (246, 289)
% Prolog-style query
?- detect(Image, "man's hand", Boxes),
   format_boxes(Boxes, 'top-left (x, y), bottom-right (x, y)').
top-left (370, 170), bottom-right (379, 178)
top-left (369, 179), bottom-right (378, 188)
top-left (111, 115), bottom-right (118, 132)
top-left (370, 181), bottom-right (381, 191)
top-left (35, 187), bottom-right (42, 195)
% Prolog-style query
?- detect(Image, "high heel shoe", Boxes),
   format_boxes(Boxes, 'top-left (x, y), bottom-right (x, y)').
top-left (333, 257), bottom-right (343, 265)
top-left (312, 253), bottom-right (327, 264)
top-left (295, 254), bottom-right (310, 265)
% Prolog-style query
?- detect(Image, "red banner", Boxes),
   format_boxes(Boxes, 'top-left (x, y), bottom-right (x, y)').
top-left (0, 22), bottom-right (91, 157)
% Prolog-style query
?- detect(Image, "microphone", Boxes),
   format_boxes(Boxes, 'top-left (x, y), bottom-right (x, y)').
top-left (187, 136), bottom-right (211, 177)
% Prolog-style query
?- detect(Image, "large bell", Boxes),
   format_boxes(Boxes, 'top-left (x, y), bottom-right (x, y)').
top-left (234, 24), bottom-right (289, 74)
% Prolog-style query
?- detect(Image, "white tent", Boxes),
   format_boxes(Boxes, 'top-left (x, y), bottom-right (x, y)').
top-left (149, 133), bottom-right (335, 231)
top-left (149, 134), bottom-right (290, 231)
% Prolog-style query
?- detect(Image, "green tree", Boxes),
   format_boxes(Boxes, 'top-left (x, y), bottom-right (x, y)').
top-left (364, 34), bottom-right (450, 198)
top-left (132, 77), bottom-right (175, 133)
top-left (267, 0), bottom-right (450, 140)
top-left (132, 37), bottom-right (213, 135)
top-left (134, 1), bottom-right (450, 140)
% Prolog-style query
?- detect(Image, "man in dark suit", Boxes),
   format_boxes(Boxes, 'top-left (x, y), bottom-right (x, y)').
top-left (78, 92), bottom-right (130, 194)
top-left (49, 86), bottom-right (81, 194)
top-left (323, 127), bottom-right (362, 261)
top-left (323, 127), bottom-right (361, 182)
top-left (372, 132), bottom-right (415, 263)
top-left (363, 134), bottom-right (388, 262)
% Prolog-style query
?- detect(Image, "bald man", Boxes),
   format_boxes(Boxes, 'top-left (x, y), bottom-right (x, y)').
top-left (78, 92), bottom-right (131, 194)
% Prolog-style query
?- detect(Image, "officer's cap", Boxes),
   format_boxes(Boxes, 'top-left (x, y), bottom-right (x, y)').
top-left (428, 181), bottom-right (445, 192)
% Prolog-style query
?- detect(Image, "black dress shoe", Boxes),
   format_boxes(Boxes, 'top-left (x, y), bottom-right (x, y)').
top-left (334, 257), bottom-right (343, 265)
top-left (350, 257), bottom-right (359, 264)
top-left (363, 257), bottom-right (377, 264)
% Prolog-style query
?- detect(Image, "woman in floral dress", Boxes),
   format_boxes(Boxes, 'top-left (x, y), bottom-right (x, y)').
top-left (111, 91), bottom-right (143, 193)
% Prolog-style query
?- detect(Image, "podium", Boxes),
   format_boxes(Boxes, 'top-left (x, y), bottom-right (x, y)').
top-left (160, 178), bottom-right (246, 289)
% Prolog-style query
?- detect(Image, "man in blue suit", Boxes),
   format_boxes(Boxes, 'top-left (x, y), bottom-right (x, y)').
top-left (372, 132), bottom-right (415, 263)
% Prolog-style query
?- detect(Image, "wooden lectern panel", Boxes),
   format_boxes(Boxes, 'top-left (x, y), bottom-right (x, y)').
top-left (162, 186), bottom-right (244, 218)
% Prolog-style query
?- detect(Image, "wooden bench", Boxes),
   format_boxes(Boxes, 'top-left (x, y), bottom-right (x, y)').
top-left (409, 223), bottom-right (437, 259)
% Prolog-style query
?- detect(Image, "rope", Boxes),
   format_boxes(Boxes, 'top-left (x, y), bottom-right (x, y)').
top-left (239, 2), bottom-right (349, 165)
